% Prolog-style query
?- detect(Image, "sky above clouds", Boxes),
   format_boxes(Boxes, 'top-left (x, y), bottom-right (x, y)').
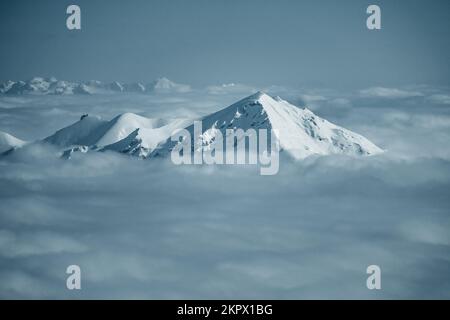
top-left (1, 0), bottom-right (449, 89)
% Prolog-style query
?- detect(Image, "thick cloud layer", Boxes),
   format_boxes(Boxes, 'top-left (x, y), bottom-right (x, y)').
top-left (0, 88), bottom-right (449, 299)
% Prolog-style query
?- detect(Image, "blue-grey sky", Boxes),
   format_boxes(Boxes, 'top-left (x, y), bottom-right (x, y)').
top-left (1, 0), bottom-right (449, 88)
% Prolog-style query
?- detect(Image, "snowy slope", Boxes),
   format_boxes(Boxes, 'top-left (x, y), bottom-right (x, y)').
top-left (151, 92), bottom-right (383, 159)
top-left (0, 131), bottom-right (26, 153)
top-left (101, 119), bottom-right (192, 157)
top-left (43, 115), bottom-right (110, 147)
top-left (95, 113), bottom-right (173, 146)
top-left (43, 112), bottom-right (192, 159)
top-left (44, 113), bottom-right (174, 148)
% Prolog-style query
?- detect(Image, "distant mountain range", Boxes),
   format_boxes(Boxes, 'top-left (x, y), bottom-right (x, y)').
top-left (0, 77), bottom-right (191, 95)
top-left (1, 92), bottom-right (383, 160)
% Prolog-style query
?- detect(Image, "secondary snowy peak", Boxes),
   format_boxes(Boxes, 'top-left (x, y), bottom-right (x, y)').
top-left (43, 112), bottom-right (192, 158)
top-left (151, 92), bottom-right (383, 159)
top-left (43, 115), bottom-right (109, 147)
top-left (43, 113), bottom-right (168, 148)
top-left (95, 113), bottom-right (172, 147)
top-left (0, 77), bottom-right (190, 95)
top-left (0, 131), bottom-right (26, 153)
top-left (102, 119), bottom-right (192, 158)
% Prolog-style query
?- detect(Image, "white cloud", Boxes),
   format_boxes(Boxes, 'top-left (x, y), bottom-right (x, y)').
top-left (299, 94), bottom-right (327, 103)
top-left (427, 94), bottom-right (450, 105)
top-left (0, 230), bottom-right (86, 258)
top-left (206, 83), bottom-right (256, 95)
top-left (329, 98), bottom-right (351, 107)
top-left (359, 87), bottom-right (423, 99)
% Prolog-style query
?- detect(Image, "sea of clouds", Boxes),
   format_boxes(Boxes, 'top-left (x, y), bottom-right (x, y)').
top-left (0, 85), bottom-right (449, 298)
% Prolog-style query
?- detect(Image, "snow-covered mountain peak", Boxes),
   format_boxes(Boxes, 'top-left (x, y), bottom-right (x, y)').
top-left (43, 112), bottom-right (158, 148)
top-left (151, 92), bottom-right (384, 159)
top-left (111, 112), bottom-right (152, 125)
top-left (247, 90), bottom-right (267, 99)
top-left (42, 111), bottom-right (192, 158)
top-left (100, 118), bottom-right (193, 158)
top-left (233, 91), bottom-right (272, 106)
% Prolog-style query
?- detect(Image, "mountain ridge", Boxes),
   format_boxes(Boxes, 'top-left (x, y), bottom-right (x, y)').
top-left (2, 92), bottom-right (384, 160)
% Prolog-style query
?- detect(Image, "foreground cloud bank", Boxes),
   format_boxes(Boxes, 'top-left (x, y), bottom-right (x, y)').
top-left (0, 88), bottom-right (449, 299)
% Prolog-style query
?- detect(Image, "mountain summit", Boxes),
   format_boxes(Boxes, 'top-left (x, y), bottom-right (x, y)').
top-left (150, 92), bottom-right (383, 159)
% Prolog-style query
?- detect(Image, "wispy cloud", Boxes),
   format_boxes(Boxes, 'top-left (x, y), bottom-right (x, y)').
top-left (206, 83), bottom-right (256, 95)
top-left (359, 87), bottom-right (424, 99)
top-left (0, 230), bottom-right (87, 258)
top-left (427, 94), bottom-right (450, 105)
